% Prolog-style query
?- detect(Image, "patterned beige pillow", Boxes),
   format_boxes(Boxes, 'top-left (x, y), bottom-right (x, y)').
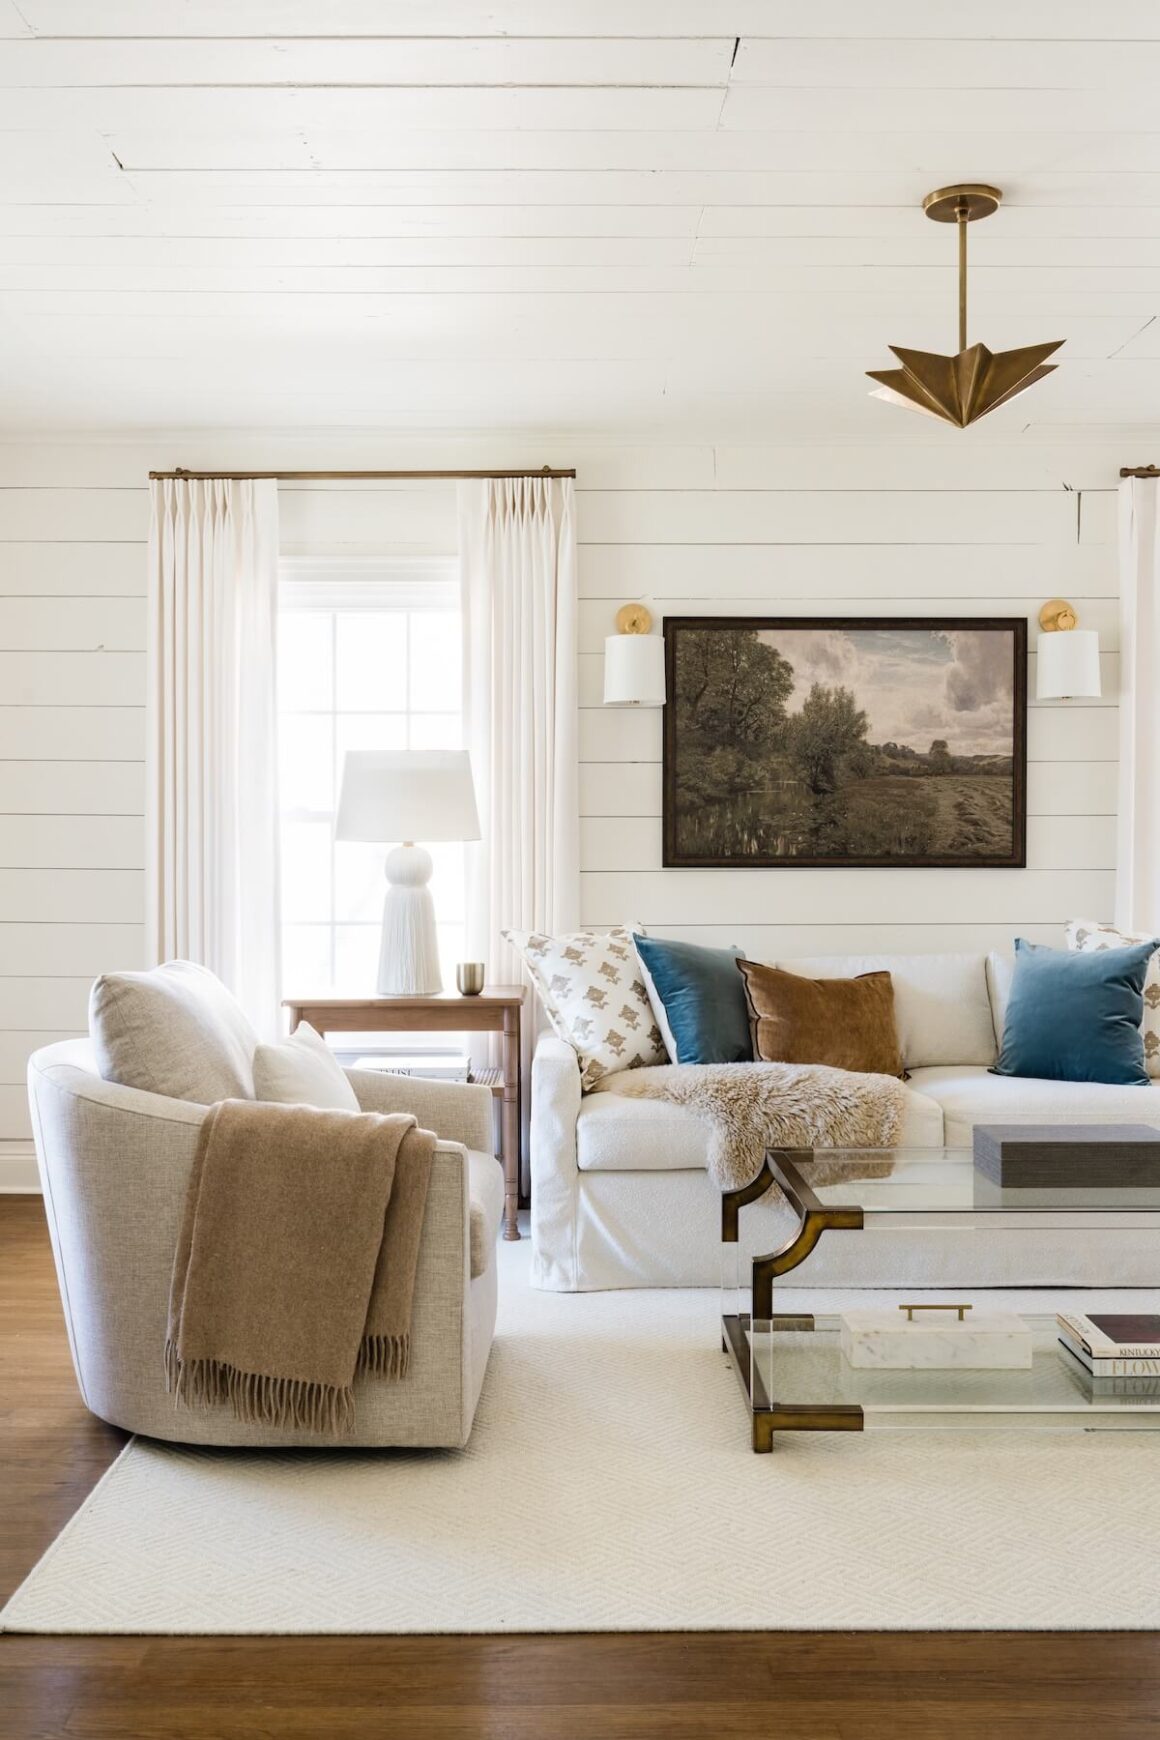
top-left (1067, 918), bottom-right (1160, 1078)
top-left (504, 924), bottom-right (666, 1090)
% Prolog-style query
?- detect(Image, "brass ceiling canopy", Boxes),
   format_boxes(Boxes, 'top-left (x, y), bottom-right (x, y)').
top-left (867, 184), bottom-right (1065, 428)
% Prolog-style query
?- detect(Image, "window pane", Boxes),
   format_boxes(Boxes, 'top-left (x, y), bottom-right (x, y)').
top-left (279, 714), bottom-right (334, 814)
top-left (336, 612), bottom-right (408, 711)
top-left (409, 713), bottom-right (461, 750)
top-left (437, 922), bottom-right (466, 989)
top-left (334, 714), bottom-right (407, 793)
top-left (280, 820), bottom-right (332, 923)
top-left (334, 924), bottom-right (383, 995)
top-left (279, 611), bottom-right (332, 711)
top-left (429, 842), bottom-right (466, 922)
top-left (282, 923), bottom-right (332, 993)
top-left (410, 610), bottom-right (460, 710)
top-left (334, 840), bottom-right (386, 924)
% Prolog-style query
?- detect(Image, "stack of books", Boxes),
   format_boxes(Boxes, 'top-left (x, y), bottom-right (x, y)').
top-left (350, 1052), bottom-right (471, 1082)
top-left (1057, 1311), bottom-right (1160, 1398)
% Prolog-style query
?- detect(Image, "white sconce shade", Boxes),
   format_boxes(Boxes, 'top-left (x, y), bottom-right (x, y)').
top-left (603, 632), bottom-right (666, 707)
top-left (1036, 629), bottom-right (1101, 700)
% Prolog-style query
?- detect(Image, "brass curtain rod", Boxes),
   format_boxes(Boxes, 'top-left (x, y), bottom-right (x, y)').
top-left (148, 466), bottom-right (576, 481)
top-left (1121, 465), bottom-right (1160, 478)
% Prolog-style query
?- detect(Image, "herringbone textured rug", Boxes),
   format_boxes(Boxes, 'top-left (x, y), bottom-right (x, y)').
top-left (5, 1247), bottom-right (1159, 1633)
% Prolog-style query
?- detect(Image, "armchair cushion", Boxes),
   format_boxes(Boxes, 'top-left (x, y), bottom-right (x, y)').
top-left (89, 959), bottom-right (258, 1104)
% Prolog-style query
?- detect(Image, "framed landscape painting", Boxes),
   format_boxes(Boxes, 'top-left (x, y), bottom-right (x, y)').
top-left (662, 616), bottom-right (1027, 869)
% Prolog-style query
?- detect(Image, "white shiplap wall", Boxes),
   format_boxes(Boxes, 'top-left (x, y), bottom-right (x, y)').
top-left (0, 435), bottom-right (1122, 1186)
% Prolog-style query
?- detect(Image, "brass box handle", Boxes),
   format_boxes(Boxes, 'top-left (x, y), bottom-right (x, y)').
top-left (899, 1303), bottom-right (972, 1322)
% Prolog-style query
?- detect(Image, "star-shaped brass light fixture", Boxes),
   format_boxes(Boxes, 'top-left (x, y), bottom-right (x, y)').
top-left (867, 184), bottom-right (1064, 427)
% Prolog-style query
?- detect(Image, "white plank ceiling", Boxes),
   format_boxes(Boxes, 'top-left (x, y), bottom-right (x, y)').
top-left (2, 0), bottom-right (1160, 436)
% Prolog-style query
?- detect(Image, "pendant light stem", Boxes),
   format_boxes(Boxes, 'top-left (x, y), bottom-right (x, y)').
top-left (957, 198), bottom-right (968, 351)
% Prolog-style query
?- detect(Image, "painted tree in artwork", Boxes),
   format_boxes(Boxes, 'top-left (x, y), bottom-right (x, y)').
top-left (673, 627), bottom-right (796, 806)
top-left (675, 627), bottom-right (794, 751)
top-left (786, 683), bottom-right (869, 795)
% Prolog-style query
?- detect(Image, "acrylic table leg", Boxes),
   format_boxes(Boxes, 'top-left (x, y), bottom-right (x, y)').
top-left (501, 1006), bottom-right (521, 1240)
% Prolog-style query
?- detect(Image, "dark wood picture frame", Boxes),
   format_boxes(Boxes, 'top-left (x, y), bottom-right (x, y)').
top-left (662, 615), bottom-right (1027, 869)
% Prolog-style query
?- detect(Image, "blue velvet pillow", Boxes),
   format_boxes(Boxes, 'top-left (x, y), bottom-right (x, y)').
top-left (993, 936), bottom-right (1159, 1085)
top-left (633, 934), bottom-right (752, 1065)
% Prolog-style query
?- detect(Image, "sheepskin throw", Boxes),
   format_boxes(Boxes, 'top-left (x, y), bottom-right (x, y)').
top-left (595, 1061), bottom-right (908, 1191)
top-left (167, 1099), bottom-right (434, 1435)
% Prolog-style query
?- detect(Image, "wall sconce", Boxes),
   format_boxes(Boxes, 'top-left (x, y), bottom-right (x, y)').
top-left (1036, 599), bottom-right (1101, 700)
top-left (603, 603), bottom-right (666, 707)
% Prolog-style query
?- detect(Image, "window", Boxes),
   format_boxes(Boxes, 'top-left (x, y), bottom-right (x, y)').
top-left (277, 561), bottom-right (465, 996)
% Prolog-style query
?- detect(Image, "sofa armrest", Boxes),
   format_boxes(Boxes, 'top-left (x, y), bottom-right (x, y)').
top-left (529, 1035), bottom-right (582, 1290)
top-left (345, 1068), bottom-right (494, 1156)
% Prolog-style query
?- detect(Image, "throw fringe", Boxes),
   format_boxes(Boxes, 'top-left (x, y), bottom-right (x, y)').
top-left (165, 1339), bottom-right (356, 1437)
top-left (357, 1332), bottom-right (411, 1380)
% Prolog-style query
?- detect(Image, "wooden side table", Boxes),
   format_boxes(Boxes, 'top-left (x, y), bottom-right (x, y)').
top-left (283, 987), bottom-right (526, 1242)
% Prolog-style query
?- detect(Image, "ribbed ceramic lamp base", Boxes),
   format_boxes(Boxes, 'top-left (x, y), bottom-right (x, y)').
top-left (377, 843), bottom-right (443, 996)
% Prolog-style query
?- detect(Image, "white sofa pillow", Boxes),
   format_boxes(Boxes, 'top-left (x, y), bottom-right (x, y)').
top-left (252, 1021), bottom-right (360, 1110)
top-left (985, 952), bottom-right (1015, 1050)
top-left (1068, 918), bottom-right (1160, 1079)
top-left (775, 952), bottom-right (995, 1069)
top-left (505, 923), bottom-right (666, 1090)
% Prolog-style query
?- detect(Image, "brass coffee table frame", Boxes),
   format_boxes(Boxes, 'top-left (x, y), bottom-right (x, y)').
top-left (721, 1149), bottom-right (865, 1452)
top-left (723, 1149), bottom-right (1160, 1453)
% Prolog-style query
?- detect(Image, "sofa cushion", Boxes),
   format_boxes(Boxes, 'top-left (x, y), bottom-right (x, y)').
top-left (993, 937), bottom-right (1156, 1086)
top-left (89, 959), bottom-right (258, 1104)
top-left (908, 1065), bottom-right (1160, 1148)
top-left (776, 952), bottom-right (994, 1069)
top-left (504, 923), bottom-right (666, 1090)
top-left (633, 934), bottom-right (751, 1065)
top-left (738, 960), bottom-right (905, 1077)
top-left (576, 1074), bottom-right (945, 1172)
top-left (986, 952), bottom-right (1013, 1047)
top-left (1069, 917), bottom-right (1160, 1079)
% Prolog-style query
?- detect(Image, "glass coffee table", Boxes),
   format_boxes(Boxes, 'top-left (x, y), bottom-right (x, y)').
top-left (721, 1147), bottom-right (1160, 1452)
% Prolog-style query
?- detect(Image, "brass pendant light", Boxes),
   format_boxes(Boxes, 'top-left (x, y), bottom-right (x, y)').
top-left (867, 184), bottom-right (1064, 427)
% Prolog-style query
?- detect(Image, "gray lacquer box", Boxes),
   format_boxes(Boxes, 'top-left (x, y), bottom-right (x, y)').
top-left (973, 1123), bottom-right (1160, 1188)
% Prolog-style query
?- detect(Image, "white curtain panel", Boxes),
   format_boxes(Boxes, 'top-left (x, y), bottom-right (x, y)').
top-left (1117, 476), bottom-right (1160, 934)
top-left (459, 476), bottom-right (580, 1151)
top-left (460, 474), bottom-right (580, 967)
top-left (146, 477), bottom-right (282, 1035)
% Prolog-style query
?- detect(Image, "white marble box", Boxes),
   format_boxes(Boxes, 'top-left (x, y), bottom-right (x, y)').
top-left (840, 1309), bottom-right (1033, 1370)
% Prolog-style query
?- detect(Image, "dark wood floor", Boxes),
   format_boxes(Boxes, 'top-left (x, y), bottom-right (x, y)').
top-left (2, 1197), bottom-right (1159, 1740)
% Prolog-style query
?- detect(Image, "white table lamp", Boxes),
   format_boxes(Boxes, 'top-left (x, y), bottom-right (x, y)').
top-left (335, 750), bottom-right (480, 996)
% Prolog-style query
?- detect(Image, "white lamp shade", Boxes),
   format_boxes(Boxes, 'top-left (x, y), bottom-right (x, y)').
top-left (335, 749), bottom-right (481, 843)
top-left (603, 633), bottom-right (666, 707)
top-left (1036, 629), bottom-right (1101, 699)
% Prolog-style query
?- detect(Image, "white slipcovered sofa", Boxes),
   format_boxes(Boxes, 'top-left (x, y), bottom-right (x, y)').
top-left (530, 950), bottom-right (1160, 1291)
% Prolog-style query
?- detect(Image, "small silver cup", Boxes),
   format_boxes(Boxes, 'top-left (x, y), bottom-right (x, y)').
top-left (456, 961), bottom-right (485, 996)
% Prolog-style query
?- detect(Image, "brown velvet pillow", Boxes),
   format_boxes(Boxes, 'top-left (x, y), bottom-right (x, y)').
top-left (735, 960), bottom-right (906, 1078)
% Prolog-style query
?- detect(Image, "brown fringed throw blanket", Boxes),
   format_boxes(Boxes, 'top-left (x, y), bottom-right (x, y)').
top-left (594, 1061), bottom-right (907, 1192)
top-left (166, 1099), bottom-right (434, 1435)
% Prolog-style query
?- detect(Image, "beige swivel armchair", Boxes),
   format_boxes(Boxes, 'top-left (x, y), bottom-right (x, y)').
top-left (28, 1037), bottom-right (501, 1448)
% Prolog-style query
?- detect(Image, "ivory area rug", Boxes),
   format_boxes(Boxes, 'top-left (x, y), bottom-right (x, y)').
top-left (4, 1243), bottom-right (1160, 1634)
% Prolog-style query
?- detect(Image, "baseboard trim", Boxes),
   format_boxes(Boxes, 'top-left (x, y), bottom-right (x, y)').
top-left (0, 1142), bottom-right (39, 1191)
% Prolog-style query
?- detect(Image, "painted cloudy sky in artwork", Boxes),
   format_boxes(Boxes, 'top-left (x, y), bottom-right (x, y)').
top-left (756, 627), bottom-right (1016, 755)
